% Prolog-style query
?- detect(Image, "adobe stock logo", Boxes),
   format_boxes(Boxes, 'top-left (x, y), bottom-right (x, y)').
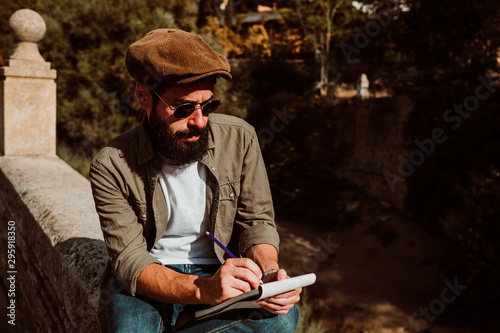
top-left (258, 106), bottom-right (296, 151)
top-left (287, 235), bottom-right (340, 276)
top-left (340, 5), bottom-right (395, 63)
top-left (384, 75), bottom-right (498, 192)
top-left (409, 277), bottom-right (467, 331)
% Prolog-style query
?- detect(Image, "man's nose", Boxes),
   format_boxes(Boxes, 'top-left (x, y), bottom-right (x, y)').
top-left (187, 106), bottom-right (205, 128)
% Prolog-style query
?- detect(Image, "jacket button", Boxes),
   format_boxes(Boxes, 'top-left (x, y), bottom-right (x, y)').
top-left (229, 193), bottom-right (234, 199)
top-left (141, 214), bottom-right (147, 220)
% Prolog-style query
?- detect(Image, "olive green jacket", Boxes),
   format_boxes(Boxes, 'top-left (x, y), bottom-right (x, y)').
top-left (89, 113), bottom-right (279, 296)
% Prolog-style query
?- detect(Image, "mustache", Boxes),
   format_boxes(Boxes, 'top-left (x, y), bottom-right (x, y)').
top-left (174, 126), bottom-right (207, 139)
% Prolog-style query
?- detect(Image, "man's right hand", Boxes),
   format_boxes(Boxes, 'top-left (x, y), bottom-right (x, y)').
top-left (199, 258), bottom-right (262, 305)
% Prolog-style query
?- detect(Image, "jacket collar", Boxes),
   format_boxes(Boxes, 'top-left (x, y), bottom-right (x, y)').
top-left (137, 114), bottom-right (216, 165)
top-left (138, 114), bottom-right (157, 165)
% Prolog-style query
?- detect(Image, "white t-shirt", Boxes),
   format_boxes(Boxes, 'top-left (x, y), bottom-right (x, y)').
top-left (150, 158), bottom-right (219, 265)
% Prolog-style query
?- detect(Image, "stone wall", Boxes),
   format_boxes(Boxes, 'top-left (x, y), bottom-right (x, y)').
top-left (0, 155), bottom-right (106, 332)
top-left (341, 94), bottom-right (413, 211)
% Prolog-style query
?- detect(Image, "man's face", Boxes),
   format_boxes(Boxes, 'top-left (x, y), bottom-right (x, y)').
top-left (146, 80), bottom-right (214, 165)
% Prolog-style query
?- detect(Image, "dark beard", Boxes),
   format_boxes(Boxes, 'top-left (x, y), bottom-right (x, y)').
top-left (147, 111), bottom-right (209, 165)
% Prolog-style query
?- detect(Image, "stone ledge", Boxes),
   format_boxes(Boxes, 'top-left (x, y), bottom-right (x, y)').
top-left (0, 155), bottom-right (106, 332)
top-left (0, 65), bottom-right (57, 79)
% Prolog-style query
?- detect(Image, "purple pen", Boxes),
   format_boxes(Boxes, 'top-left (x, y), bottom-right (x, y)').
top-left (206, 231), bottom-right (237, 258)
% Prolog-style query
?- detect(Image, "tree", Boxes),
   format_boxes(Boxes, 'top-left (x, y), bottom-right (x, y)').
top-left (293, 0), bottom-right (347, 96)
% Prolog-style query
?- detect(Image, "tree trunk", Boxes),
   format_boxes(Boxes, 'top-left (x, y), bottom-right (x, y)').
top-left (320, 56), bottom-right (328, 96)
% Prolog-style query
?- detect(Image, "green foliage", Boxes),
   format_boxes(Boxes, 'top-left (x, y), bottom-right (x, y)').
top-left (290, 0), bottom-right (363, 52)
top-left (0, 1), bottom-right (21, 60)
top-left (1, 0), bottom-right (203, 161)
top-left (40, 0), bottom-right (185, 159)
top-left (56, 141), bottom-right (91, 178)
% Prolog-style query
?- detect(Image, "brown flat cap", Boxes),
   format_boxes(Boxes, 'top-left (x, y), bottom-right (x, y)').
top-left (126, 29), bottom-right (231, 85)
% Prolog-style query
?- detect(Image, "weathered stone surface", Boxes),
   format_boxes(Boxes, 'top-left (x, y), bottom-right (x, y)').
top-left (0, 75), bottom-right (56, 155)
top-left (9, 9), bottom-right (46, 43)
top-left (0, 155), bottom-right (106, 332)
top-left (9, 9), bottom-right (46, 63)
top-left (338, 94), bottom-right (413, 211)
top-left (1, 8), bottom-right (57, 156)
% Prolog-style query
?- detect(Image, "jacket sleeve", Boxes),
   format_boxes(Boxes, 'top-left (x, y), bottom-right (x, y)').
top-left (235, 128), bottom-right (280, 255)
top-left (89, 151), bottom-right (160, 296)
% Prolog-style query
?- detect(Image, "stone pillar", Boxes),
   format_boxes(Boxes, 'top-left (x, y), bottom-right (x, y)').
top-left (0, 9), bottom-right (57, 155)
top-left (356, 73), bottom-right (370, 100)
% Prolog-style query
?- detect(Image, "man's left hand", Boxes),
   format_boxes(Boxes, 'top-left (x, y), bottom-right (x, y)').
top-left (256, 268), bottom-right (301, 314)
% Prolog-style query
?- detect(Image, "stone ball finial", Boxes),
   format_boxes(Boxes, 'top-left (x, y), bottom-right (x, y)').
top-left (8, 9), bottom-right (47, 63)
top-left (9, 9), bottom-right (46, 43)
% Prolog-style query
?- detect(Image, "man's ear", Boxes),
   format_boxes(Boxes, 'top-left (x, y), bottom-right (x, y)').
top-left (135, 82), bottom-right (152, 111)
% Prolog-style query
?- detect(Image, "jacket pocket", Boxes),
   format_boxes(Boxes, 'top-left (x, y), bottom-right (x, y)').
top-left (219, 180), bottom-right (240, 202)
top-left (217, 180), bottom-right (240, 234)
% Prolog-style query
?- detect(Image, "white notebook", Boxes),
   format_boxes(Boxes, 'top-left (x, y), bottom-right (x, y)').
top-left (195, 273), bottom-right (316, 320)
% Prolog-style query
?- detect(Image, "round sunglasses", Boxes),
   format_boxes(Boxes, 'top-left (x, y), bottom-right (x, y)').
top-left (152, 90), bottom-right (221, 119)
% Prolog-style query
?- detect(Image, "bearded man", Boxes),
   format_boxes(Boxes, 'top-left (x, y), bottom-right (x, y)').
top-left (89, 29), bottom-right (301, 332)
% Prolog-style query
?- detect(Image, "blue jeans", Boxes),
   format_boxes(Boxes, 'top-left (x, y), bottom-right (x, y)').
top-left (105, 264), bottom-right (299, 332)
